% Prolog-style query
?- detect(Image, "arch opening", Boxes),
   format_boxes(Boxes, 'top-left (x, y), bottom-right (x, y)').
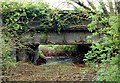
top-left (15, 44), bottom-right (91, 65)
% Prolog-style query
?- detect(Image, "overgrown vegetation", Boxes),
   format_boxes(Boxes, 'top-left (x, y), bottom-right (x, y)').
top-left (70, 0), bottom-right (120, 82)
top-left (45, 45), bottom-right (77, 54)
top-left (1, 30), bottom-right (16, 70)
top-left (2, 1), bottom-right (86, 33)
top-left (39, 45), bottom-right (77, 57)
top-left (85, 15), bottom-right (119, 81)
top-left (1, 1), bottom-right (87, 70)
top-left (1, 0), bottom-right (120, 82)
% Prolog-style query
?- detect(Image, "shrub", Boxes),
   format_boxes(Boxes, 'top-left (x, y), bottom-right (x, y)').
top-left (84, 15), bottom-right (119, 81)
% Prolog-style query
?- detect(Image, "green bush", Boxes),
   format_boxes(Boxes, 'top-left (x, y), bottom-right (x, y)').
top-left (39, 45), bottom-right (77, 55)
top-left (39, 50), bottom-right (45, 57)
top-left (1, 30), bottom-right (16, 70)
top-left (84, 14), bottom-right (119, 81)
top-left (1, 1), bottom-right (51, 70)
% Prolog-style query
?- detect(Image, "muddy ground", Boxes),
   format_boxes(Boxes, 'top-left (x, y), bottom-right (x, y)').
top-left (2, 62), bottom-right (96, 82)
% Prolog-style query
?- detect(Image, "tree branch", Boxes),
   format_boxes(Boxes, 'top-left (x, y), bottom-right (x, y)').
top-left (114, 0), bottom-right (118, 15)
top-left (70, 0), bottom-right (110, 27)
top-left (99, 0), bottom-right (109, 17)
top-left (70, 0), bottom-right (96, 14)
top-left (108, 0), bottom-right (115, 16)
top-left (86, 0), bottom-right (96, 10)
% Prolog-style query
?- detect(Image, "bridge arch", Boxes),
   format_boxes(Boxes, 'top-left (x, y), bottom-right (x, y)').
top-left (16, 43), bottom-right (91, 65)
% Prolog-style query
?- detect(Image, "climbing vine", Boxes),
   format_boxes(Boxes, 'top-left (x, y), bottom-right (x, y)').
top-left (1, 1), bottom-right (88, 70)
top-left (2, 2), bottom-right (86, 32)
top-left (1, 1), bottom-right (88, 46)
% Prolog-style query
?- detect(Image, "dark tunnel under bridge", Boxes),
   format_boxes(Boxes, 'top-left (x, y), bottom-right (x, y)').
top-left (16, 43), bottom-right (92, 65)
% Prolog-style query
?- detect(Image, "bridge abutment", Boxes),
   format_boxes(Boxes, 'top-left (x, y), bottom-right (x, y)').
top-left (72, 44), bottom-right (91, 64)
top-left (16, 47), bottom-right (27, 62)
top-left (16, 43), bottom-right (40, 65)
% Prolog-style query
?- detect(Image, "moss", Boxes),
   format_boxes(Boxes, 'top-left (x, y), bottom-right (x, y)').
top-left (39, 50), bottom-right (45, 57)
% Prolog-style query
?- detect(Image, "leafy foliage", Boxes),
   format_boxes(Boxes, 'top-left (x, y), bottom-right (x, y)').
top-left (84, 14), bottom-right (119, 81)
top-left (1, 31), bottom-right (16, 70)
top-left (39, 45), bottom-right (77, 54)
top-left (1, 2), bottom-right (85, 32)
top-left (69, 1), bottom-right (119, 81)
top-left (1, 1), bottom-right (87, 70)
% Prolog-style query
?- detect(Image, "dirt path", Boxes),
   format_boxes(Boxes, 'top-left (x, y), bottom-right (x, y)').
top-left (3, 62), bottom-right (95, 81)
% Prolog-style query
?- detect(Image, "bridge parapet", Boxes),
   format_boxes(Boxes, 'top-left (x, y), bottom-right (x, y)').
top-left (21, 28), bottom-right (101, 45)
top-left (17, 17), bottom-right (103, 45)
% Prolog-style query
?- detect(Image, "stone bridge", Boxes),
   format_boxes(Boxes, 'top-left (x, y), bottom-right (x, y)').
top-left (20, 19), bottom-right (102, 45)
top-left (4, 16), bottom-right (103, 65)
top-left (0, 12), bottom-right (103, 65)
top-left (15, 20), bottom-right (102, 65)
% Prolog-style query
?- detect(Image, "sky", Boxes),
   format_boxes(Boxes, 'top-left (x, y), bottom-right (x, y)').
top-left (7, 0), bottom-right (117, 10)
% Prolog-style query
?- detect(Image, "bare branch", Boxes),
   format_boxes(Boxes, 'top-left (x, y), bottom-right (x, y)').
top-left (113, 0), bottom-right (119, 15)
top-left (70, 0), bottom-right (96, 14)
top-left (108, 0), bottom-right (115, 16)
top-left (86, 0), bottom-right (96, 10)
top-left (99, 0), bottom-right (109, 17)
top-left (70, 0), bottom-right (110, 27)
top-left (114, 0), bottom-right (118, 9)
top-left (71, 0), bottom-right (91, 10)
